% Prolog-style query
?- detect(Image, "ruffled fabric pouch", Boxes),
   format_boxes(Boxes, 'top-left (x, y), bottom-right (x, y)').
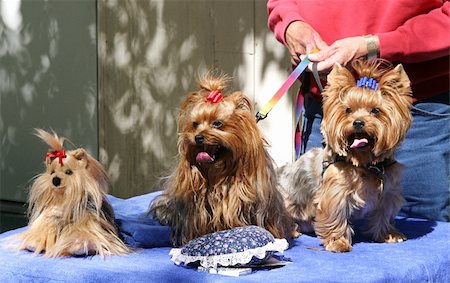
top-left (169, 226), bottom-right (288, 268)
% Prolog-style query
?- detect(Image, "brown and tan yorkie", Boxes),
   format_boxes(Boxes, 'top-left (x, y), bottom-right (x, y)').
top-left (150, 73), bottom-right (293, 246)
top-left (278, 59), bottom-right (413, 252)
top-left (16, 129), bottom-right (129, 257)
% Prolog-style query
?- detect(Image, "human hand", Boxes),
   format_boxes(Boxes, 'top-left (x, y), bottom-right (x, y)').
top-left (285, 21), bottom-right (328, 64)
top-left (305, 36), bottom-right (373, 72)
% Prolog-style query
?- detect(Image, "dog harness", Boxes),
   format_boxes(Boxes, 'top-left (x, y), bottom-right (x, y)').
top-left (322, 156), bottom-right (397, 188)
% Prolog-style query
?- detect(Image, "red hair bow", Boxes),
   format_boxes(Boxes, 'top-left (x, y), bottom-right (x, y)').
top-left (205, 90), bottom-right (223, 103)
top-left (45, 150), bottom-right (66, 166)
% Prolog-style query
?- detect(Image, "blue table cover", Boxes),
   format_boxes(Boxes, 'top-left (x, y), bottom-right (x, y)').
top-left (0, 191), bottom-right (448, 283)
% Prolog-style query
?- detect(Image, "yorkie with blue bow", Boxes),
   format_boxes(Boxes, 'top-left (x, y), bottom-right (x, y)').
top-left (278, 59), bottom-right (412, 252)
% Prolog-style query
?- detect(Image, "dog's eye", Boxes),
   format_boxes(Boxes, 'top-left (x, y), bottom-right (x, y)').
top-left (192, 122), bottom-right (199, 128)
top-left (346, 107), bottom-right (352, 114)
top-left (371, 108), bottom-right (380, 115)
top-left (212, 120), bottom-right (223, 129)
top-left (65, 169), bottom-right (73, 175)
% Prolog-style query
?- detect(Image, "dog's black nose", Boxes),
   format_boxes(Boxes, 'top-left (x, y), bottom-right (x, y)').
top-left (195, 135), bottom-right (204, 145)
top-left (353, 120), bottom-right (365, 129)
top-left (52, 176), bottom-right (61, 187)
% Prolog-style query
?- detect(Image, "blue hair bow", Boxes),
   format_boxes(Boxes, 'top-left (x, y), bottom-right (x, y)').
top-left (356, 76), bottom-right (378, 91)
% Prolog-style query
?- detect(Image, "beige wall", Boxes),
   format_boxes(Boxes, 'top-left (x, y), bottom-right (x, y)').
top-left (0, 0), bottom-right (98, 203)
top-left (98, 0), bottom-right (297, 198)
top-left (0, 0), bottom-right (98, 231)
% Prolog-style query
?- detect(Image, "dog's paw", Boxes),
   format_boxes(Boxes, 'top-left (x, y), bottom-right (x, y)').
top-left (24, 243), bottom-right (38, 252)
top-left (292, 230), bottom-right (302, 238)
top-left (65, 239), bottom-right (96, 256)
top-left (23, 242), bottom-right (39, 253)
top-left (324, 237), bottom-right (352, 253)
top-left (383, 231), bottom-right (407, 243)
top-left (290, 223), bottom-right (302, 238)
top-left (19, 236), bottom-right (46, 254)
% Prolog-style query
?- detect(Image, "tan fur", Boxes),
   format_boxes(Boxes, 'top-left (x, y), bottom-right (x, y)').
top-left (16, 129), bottom-right (129, 257)
top-left (151, 73), bottom-right (293, 246)
top-left (279, 59), bottom-right (412, 252)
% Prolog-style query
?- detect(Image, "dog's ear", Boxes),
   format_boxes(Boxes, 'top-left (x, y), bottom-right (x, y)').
top-left (378, 64), bottom-right (413, 138)
top-left (229, 91), bottom-right (252, 112)
top-left (73, 148), bottom-right (86, 160)
top-left (324, 63), bottom-right (355, 96)
top-left (72, 148), bottom-right (89, 168)
top-left (177, 91), bottom-right (203, 128)
top-left (179, 92), bottom-right (203, 112)
top-left (379, 64), bottom-right (412, 115)
top-left (379, 64), bottom-right (412, 98)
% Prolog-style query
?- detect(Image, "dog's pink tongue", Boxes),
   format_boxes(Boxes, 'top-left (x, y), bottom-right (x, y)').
top-left (196, 152), bottom-right (214, 163)
top-left (350, 138), bottom-right (368, 149)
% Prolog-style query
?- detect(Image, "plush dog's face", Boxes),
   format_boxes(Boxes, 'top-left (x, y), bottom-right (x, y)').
top-left (44, 149), bottom-right (87, 192)
top-left (177, 90), bottom-right (256, 173)
top-left (29, 142), bottom-right (107, 222)
top-left (321, 61), bottom-right (412, 165)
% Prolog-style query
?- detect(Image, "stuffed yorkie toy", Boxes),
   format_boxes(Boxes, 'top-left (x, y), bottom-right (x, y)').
top-left (278, 59), bottom-right (413, 252)
top-left (150, 73), bottom-right (293, 246)
top-left (16, 129), bottom-right (129, 257)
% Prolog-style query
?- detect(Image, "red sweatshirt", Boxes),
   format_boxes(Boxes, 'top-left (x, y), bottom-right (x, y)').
top-left (267, 0), bottom-right (450, 101)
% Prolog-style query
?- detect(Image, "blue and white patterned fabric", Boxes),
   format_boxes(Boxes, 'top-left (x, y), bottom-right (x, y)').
top-left (170, 226), bottom-right (288, 268)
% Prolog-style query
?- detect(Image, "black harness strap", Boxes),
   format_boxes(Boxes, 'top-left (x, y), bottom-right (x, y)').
top-left (322, 157), bottom-right (397, 180)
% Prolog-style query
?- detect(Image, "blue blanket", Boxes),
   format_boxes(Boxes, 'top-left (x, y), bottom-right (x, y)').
top-left (0, 191), bottom-right (449, 282)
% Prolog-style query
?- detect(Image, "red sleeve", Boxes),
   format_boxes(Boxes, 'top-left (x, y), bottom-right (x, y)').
top-left (267, 0), bottom-right (304, 46)
top-left (378, 2), bottom-right (450, 63)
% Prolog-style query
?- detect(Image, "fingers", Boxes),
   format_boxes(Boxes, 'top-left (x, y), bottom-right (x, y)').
top-left (307, 48), bottom-right (333, 62)
top-left (289, 48), bottom-right (301, 64)
top-left (306, 47), bottom-right (346, 72)
top-left (313, 54), bottom-right (340, 71)
top-left (308, 36), bottom-right (367, 70)
top-left (299, 50), bottom-right (335, 73)
top-left (286, 21), bottom-right (329, 67)
top-left (313, 36), bottom-right (329, 51)
top-left (305, 44), bottom-right (312, 54)
top-left (287, 42), bottom-right (304, 64)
